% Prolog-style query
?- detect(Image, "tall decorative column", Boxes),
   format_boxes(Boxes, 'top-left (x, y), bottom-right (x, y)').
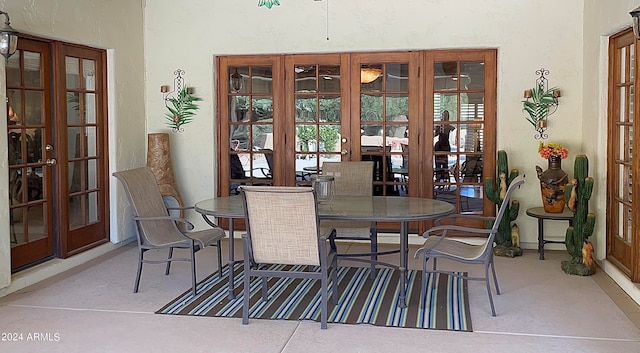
top-left (146, 133), bottom-right (183, 213)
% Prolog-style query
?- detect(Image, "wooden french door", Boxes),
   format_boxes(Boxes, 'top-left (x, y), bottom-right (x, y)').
top-left (7, 38), bottom-right (54, 269)
top-left (56, 44), bottom-right (109, 255)
top-left (216, 50), bottom-right (496, 231)
top-left (7, 38), bottom-right (109, 271)
top-left (607, 28), bottom-right (640, 281)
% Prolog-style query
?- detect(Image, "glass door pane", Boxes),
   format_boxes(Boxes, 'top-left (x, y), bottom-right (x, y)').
top-left (360, 62), bottom-right (410, 196)
top-left (228, 65), bottom-right (275, 193)
top-left (433, 60), bottom-right (486, 213)
top-left (293, 64), bottom-right (342, 183)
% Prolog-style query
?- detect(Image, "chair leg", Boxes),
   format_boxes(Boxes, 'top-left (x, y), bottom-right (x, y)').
top-left (261, 276), bottom-right (268, 300)
top-left (485, 263), bottom-right (497, 316)
top-left (369, 226), bottom-right (377, 279)
top-left (242, 260), bottom-right (251, 325)
top-left (190, 242), bottom-right (197, 297)
top-left (165, 247), bottom-right (173, 275)
top-left (330, 262), bottom-right (338, 305)
top-left (216, 239), bottom-right (223, 278)
top-left (133, 249), bottom-right (145, 293)
top-left (490, 258), bottom-right (501, 295)
top-left (321, 268), bottom-right (328, 329)
top-left (420, 257), bottom-right (428, 309)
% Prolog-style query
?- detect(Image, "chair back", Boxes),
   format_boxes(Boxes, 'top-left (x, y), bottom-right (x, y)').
top-left (240, 186), bottom-right (321, 266)
top-left (322, 161), bottom-right (374, 196)
top-left (459, 174), bottom-right (524, 258)
top-left (489, 174), bottom-right (526, 242)
top-left (493, 175), bottom-right (525, 226)
top-left (113, 167), bottom-right (181, 246)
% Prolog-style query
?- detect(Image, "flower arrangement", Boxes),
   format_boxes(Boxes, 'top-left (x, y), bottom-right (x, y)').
top-left (538, 142), bottom-right (568, 159)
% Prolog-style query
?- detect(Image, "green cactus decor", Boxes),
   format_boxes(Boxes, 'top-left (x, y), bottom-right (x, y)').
top-left (485, 150), bottom-right (522, 257)
top-left (561, 154), bottom-right (596, 276)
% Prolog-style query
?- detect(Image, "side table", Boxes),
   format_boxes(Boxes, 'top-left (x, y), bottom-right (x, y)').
top-left (525, 207), bottom-right (574, 260)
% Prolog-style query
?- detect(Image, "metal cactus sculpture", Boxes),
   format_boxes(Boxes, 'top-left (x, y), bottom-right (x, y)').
top-left (485, 150), bottom-right (522, 257)
top-left (561, 154), bottom-right (596, 276)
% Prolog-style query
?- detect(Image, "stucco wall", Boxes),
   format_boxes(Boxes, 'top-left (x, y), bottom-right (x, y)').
top-left (0, 0), bottom-right (145, 290)
top-left (144, 0), bottom-right (585, 246)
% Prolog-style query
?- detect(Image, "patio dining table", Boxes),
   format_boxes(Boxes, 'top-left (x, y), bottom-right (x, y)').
top-left (195, 194), bottom-right (455, 308)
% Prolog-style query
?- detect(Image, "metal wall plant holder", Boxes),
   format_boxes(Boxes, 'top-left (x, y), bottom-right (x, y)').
top-left (522, 68), bottom-right (561, 140)
top-left (160, 69), bottom-right (201, 132)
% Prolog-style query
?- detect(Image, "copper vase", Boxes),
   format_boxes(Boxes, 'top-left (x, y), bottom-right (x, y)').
top-left (146, 133), bottom-right (183, 211)
top-left (536, 156), bottom-right (568, 213)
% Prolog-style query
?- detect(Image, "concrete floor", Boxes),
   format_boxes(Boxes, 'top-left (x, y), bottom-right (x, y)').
top-left (0, 239), bottom-right (639, 353)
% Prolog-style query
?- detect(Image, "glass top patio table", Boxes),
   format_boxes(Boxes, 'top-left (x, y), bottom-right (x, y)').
top-left (195, 195), bottom-right (455, 308)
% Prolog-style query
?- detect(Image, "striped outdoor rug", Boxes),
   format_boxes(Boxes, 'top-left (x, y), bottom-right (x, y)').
top-left (156, 263), bottom-right (472, 331)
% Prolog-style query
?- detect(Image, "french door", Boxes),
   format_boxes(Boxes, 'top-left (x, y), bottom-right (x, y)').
top-left (7, 37), bottom-right (109, 271)
top-left (608, 28), bottom-right (640, 281)
top-left (216, 50), bottom-right (496, 232)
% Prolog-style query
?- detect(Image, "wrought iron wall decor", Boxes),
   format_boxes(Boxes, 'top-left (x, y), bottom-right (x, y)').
top-left (160, 69), bottom-right (201, 132)
top-left (522, 68), bottom-right (561, 139)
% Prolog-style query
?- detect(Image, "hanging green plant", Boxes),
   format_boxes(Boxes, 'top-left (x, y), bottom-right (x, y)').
top-left (164, 88), bottom-right (202, 132)
top-left (521, 85), bottom-right (558, 128)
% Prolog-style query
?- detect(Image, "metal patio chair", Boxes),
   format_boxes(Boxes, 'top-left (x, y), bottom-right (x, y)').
top-left (113, 167), bottom-right (225, 296)
top-left (414, 174), bottom-right (525, 316)
top-left (239, 186), bottom-right (339, 329)
top-left (321, 161), bottom-right (379, 278)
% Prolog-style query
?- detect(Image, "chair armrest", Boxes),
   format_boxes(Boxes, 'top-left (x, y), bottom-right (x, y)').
top-left (134, 215), bottom-right (195, 231)
top-left (422, 224), bottom-right (495, 238)
top-left (319, 227), bottom-right (337, 242)
top-left (251, 167), bottom-right (272, 178)
top-left (165, 205), bottom-right (224, 230)
top-left (434, 213), bottom-right (496, 226)
top-left (415, 225), bottom-right (496, 259)
top-left (166, 205), bottom-right (195, 211)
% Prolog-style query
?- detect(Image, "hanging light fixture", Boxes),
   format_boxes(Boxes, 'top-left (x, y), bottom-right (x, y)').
top-left (360, 68), bottom-right (382, 84)
top-left (258, 0), bottom-right (280, 9)
top-left (0, 11), bottom-right (18, 61)
top-left (230, 68), bottom-right (242, 92)
top-left (631, 6), bottom-right (640, 39)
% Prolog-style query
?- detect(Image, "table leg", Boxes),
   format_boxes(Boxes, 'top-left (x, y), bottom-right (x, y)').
top-left (202, 215), bottom-right (236, 299)
top-left (398, 221), bottom-right (408, 308)
top-left (227, 218), bottom-right (236, 299)
top-left (537, 218), bottom-right (545, 260)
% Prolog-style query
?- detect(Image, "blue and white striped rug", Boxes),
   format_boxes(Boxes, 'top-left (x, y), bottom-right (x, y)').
top-left (156, 263), bottom-right (472, 331)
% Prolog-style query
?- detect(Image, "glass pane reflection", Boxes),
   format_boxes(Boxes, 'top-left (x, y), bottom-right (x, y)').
top-left (460, 61), bottom-right (484, 91)
top-left (24, 51), bottom-right (42, 88)
top-left (67, 92), bottom-right (81, 125)
top-left (251, 66), bottom-right (273, 94)
top-left (25, 91), bottom-right (44, 125)
top-left (69, 194), bottom-right (83, 230)
top-left (66, 57), bottom-right (80, 89)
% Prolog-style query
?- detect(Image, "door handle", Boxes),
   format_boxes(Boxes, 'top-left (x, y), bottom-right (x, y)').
top-left (341, 149), bottom-right (348, 155)
top-left (45, 158), bottom-right (57, 166)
